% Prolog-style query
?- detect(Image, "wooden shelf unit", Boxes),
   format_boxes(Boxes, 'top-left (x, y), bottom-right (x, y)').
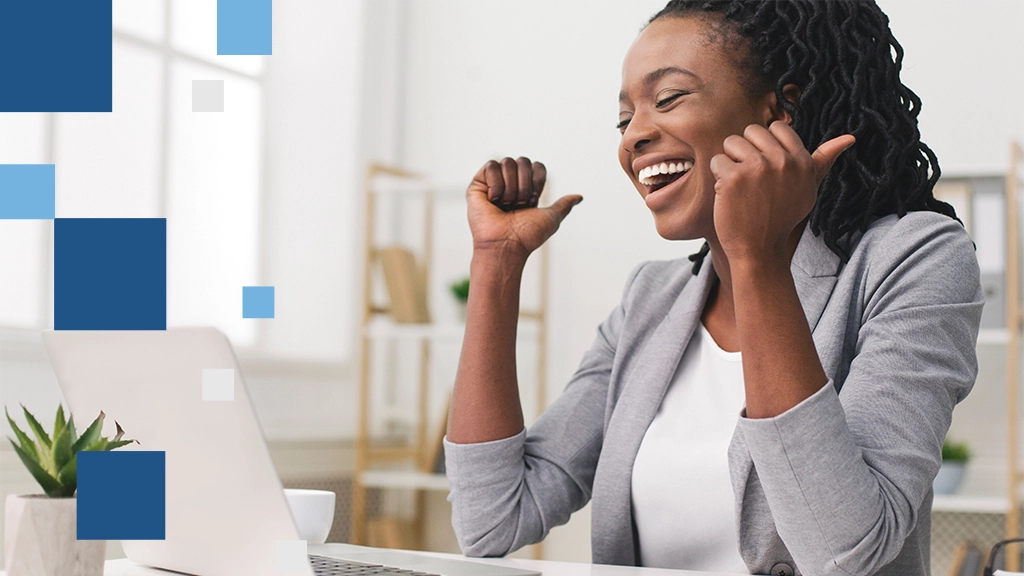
top-left (350, 163), bottom-right (550, 552)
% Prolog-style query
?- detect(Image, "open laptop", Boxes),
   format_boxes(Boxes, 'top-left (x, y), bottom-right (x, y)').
top-left (43, 327), bottom-right (539, 576)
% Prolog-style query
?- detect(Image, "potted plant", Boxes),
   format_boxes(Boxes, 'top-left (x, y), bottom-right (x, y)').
top-left (5, 405), bottom-right (136, 576)
top-left (934, 438), bottom-right (971, 495)
top-left (450, 277), bottom-right (470, 322)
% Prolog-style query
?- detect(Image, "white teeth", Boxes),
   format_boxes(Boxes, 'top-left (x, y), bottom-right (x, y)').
top-left (638, 160), bottom-right (693, 186)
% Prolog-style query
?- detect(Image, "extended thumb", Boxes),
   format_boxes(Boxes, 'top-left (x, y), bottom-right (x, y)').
top-left (812, 134), bottom-right (856, 183)
top-left (544, 195), bottom-right (583, 223)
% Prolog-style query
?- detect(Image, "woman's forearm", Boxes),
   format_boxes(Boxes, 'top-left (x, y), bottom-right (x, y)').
top-left (447, 249), bottom-right (529, 443)
top-left (731, 257), bottom-right (828, 419)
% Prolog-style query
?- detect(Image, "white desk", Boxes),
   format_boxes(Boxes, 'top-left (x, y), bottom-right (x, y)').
top-left (5, 552), bottom-right (748, 576)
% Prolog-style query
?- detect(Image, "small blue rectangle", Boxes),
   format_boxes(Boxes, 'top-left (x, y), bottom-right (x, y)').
top-left (243, 286), bottom-right (275, 318)
top-left (217, 0), bottom-right (272, 55)
top-left (77, 451), bottom-right (166, 540)
top-left (55, 218), bottom-right (167, 330)
top-left (0, 0), bottom-right (112, 112)
top-left (0, 165), bottom-right (55, 219)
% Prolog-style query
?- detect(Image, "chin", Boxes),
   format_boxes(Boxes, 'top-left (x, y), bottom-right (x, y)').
top-left (652, 216), bottom-right (700, 242)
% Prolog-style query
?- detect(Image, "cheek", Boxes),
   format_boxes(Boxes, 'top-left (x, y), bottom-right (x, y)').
top-left (617, 147), bottom-right (631, 176)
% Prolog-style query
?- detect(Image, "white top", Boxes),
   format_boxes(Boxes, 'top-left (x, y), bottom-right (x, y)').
top-left (631, 323), bottom-right (748, 573)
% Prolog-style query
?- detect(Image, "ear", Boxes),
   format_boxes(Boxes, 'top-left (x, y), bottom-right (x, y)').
top-left (764, 83), bottom-right (801, 126)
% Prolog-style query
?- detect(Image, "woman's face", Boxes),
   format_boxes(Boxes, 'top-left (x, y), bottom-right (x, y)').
top-left (617, 16), bottom-right (777, 241)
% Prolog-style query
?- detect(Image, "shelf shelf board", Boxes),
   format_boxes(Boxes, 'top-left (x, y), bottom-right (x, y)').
top-left (978, 328), bottom-right (1013, 345)
top-left (370, 174), bottom-right (465, 197)
top-left (364, 318), bottom-right (540, 341)
top-left (359, 470), bottom-right (450, 491)
top-left (932, 494), bottom-right (1010, 514)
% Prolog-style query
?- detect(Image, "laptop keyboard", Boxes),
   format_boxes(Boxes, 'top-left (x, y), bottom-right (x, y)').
top-left (309, 554), bottom-right (441, 576)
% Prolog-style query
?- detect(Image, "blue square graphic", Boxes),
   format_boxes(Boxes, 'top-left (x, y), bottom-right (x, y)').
top-left (217, 0), bottom-right (272, 55)
top-left (77, 451), bottom-right (166, 540)
top-left (0, 165), bottom-right (55, 219)
top-left (243, 286), bottom-right (274, 318)
top-left (0, 0), bottom-right (112, 112)
top-left (55, 218), bottom-right (167, 330)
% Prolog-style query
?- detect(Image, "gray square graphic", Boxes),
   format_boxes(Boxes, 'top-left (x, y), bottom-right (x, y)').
top-left (192, 80), bottom-right (224, 112)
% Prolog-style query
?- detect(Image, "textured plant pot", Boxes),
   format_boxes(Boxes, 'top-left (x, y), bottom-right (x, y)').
top-left (4, 494), bottom-right (104, 576)
top-left (933, 462), bottom-right (967, 495)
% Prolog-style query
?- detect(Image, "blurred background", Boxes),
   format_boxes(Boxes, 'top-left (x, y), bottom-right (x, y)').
top-left (0, 0), bottom-right (1022, 573)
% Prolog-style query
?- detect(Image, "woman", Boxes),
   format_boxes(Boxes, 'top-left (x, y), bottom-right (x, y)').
top-left (444, 1), bottom-right (984, 575)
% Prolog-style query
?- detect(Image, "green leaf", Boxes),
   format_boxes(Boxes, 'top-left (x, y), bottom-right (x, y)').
top-left (57, 455), bottom-right (77, 494)
top-left (71, 411), bottom-right (105, 454)
top-left (21, 405), bottom-right (52, 461)
top-left (6, 408), bottom-right (39, 462)
top-left (54, 404), bottom-right (66, 437)
top-left (113, 421), bottom-right (125, 442)
top-left (50, 421), bottom-right (74, 475)
top-left (84, 438), bottom-right (109, 452)
top-left (65, 415), bottom-right (78, 447)
top-left (104, 439), bottom-right (135, 451)
top-left (10, 441), bottom-right (63, 496)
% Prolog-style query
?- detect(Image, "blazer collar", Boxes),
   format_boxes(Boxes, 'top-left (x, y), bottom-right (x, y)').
top-left (593, 229), bottom-right (842, 565)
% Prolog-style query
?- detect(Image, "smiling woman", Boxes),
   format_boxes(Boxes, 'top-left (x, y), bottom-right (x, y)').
top-left (443, 1), bottom-right (983, 576)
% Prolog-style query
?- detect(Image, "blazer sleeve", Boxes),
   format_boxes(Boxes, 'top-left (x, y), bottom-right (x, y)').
top-left (736, 213), bottom-right (984, 575)
top-left (443, 262), bottom-right (647, 557)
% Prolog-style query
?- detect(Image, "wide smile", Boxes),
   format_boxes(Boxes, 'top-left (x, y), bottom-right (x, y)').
top-left (637, 159), bottom-right (694, 197)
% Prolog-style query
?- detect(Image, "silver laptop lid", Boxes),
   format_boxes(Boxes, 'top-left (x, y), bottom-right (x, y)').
top-left (43, 327), bottom-right (313, 576)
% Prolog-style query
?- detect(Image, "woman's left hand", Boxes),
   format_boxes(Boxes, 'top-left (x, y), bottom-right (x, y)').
top-left (709, 121), bottom-right (855, 267)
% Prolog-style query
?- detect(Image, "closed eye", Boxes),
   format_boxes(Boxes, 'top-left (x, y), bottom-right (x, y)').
top-left (656, 92), bottom-right (689, 108)
top-left (616, 118), bottom-right (630, 133)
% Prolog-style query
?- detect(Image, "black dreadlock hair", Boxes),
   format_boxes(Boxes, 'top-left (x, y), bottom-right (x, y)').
top-left (648, 0), bottom-right (962, 275)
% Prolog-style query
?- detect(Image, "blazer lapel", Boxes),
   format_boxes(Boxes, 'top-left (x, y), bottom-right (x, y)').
top-left (790, 222), bottom-right (842, 331)
top-left (591, 258), bottom-right (716, 565)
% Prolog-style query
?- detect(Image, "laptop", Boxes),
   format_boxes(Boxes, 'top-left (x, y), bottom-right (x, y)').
top-left (43, 327), bottom-right (539, 576)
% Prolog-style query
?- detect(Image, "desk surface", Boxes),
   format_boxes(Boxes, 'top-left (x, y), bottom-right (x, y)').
top-left (1, 551), bottom-right (747, 576)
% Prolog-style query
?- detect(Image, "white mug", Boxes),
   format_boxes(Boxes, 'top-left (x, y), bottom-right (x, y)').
top-left (283, 489), bottom-right (336, 544)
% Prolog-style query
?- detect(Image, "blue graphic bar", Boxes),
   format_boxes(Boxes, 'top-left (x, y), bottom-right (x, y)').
top-left (0, 165), bottom-right (55, 219)
top-left (55, 218), bottom-right (167, 330)
top-left (217, 0), bottom-right (272, 55)
top-left (77, 451), bottom-right (166, 540)
top-left (0, 0), bottom-right (112, 112)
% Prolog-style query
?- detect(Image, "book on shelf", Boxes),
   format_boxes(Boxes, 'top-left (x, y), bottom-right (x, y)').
top-left (379, 246), bottom-right (430, 324)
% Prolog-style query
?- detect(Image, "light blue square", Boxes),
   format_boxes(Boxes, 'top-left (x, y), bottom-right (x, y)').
top-left (242, 286), bottom-right (274, 318)
top-left (217, 0), bottom-right (272, 55)
top-left (0, 164), bottom-right (55, 219)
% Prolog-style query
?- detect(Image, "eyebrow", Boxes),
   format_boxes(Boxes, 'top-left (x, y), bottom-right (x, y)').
top-left (619, 66), bottom-right (698, 103)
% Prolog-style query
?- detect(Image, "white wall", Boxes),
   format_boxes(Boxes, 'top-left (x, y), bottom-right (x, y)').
top-left (879, 0), bottom-right (1024, 175)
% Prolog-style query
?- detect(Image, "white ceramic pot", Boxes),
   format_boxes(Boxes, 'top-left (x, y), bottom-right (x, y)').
top-left (283, 489), bottom-right (336, 544)
top-left (934, 461), bottom-right (967, 495)
top-left (4, 494), bottom-right (105, 576)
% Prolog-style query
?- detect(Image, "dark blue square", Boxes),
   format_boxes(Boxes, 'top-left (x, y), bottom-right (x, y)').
top-left (55, 218), bottom-right (166, 330)
top-left (0, 0), bottom-right (113, 112)
top-left (77, 451), bottom-right (165, 540)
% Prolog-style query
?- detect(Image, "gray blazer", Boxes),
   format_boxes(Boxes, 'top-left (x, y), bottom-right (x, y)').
top-left (444, 212), bottom-right (984, 576)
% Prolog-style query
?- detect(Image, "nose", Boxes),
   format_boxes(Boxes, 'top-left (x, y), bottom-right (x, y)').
top-left (622, 109), bottom-right (658, 153)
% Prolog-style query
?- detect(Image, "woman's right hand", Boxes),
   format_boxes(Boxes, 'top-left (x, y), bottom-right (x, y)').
top-left (467, 157), bottom-right (583, 262)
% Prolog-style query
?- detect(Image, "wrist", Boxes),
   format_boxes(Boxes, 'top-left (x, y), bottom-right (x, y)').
top-left (471, 244), bottom-right (529, 272)
top-left (729, 253), bottom-right (791, 282)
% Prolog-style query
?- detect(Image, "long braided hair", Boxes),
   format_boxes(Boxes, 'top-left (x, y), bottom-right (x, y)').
top-left (650, 0), bottom-right (961, 274)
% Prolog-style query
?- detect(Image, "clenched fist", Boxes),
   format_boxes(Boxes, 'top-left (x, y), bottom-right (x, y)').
top-left (467, 157), bottom-right (583, 261)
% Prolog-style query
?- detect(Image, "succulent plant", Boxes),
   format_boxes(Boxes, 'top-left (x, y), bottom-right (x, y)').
top-left (942, 438), bottom-right (971, 463)
top-left (6, 405), bottom-right (137, 498)
top-left (450, 277), bottom-right (470, 303)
